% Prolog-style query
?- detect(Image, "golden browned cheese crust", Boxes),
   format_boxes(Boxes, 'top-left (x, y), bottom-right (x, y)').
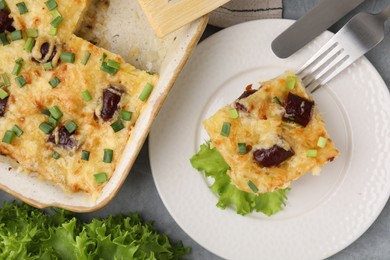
top-left (0, 1), bottom-right (158, 197)
top-left (203, 73), bottom-right (339, 194)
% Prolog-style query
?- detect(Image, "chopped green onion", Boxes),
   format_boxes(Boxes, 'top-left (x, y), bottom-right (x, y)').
top-left (248, 180), bottom-right (259, 193)
top-left (120, 110), bottom-right (132, 121)
top-left (65, 120), bottom-right (77, 134)
top-left (81, 52), bottom-right (91, 65)
top-left (52, 151), bottom-right (60, 159)
top-left (43, 62), bottom-right (53, 70)
top-left (45, 0), bottom-right (57, 10)
top-left (103, 149), bottom-right (113, 163)
top-left (238, 143), bottom-right (247, 155)
top-left (2, 73), bottom-right (10, 87)
top-left (81, 150), bottom-right (90, 161)
top-left (100, 62), bottom-right (118, 75)
top-left (15, 75), bottom-right (26, 87)
top-left (49, 27), bottom-right (57, 36)
top-left (139, 83), bottom-right (153, 101)
top-left (41, 109), bottom-right (51, 116)
top-left (10, 30), bottom-right (23, 41)
top-left (60, 52), bottom-right (75, 63)
top-left (229, 108), bottom-right (239, 119)
top-left (48, 116), bottom-right (59, 126)
top-left (220, 122), bottom-right (231, 137)
top-left (26, 29), bottom-right (38, 38)
top-left (273, 96), bottom-right (282, 105)
top-left (2, 130), bottom-right (15, 144)
top-left (15, 58), bottom-right (23, 63)
top-left (50, 15), bottom-right (63, 28)
top-left (100, 53), bottom-right (107, 64)
top-left (306, 149), bottom-right (318, 158)
top-left (94, 172), bottom-right (107, 183)
top-left (0, 0), bottom-right (6, 10)
top-left (0, 88), bottom-right (8, 99)
top-left (16, 2), bottom-right (28, 15)
top-left (0, 33), bottom-right (9, 46)
top-left (12, 125), bottom-right (23, 137)
top-left (317, 137), bottom-right (328, 148)
top-left (12, 62), bottom-right (22, 76)
top-left (49, 77), bottom-right (60, 88)
top-left (24, 37), bottom-right (35, 52)
top-left (285, 76), bottom-right (296, 90)
top-left (39, 122), bottom-right (54, 134)
top-left (107, 59), bottom-right (120, 70)
top-left (50, 9), bottom-right (61, 18)
top-left (81, 90), bottom-right (92, 102)
top-left (110, 120), bottom-right (124, 133)
top-left (49, 106), bottom-right (63, 119)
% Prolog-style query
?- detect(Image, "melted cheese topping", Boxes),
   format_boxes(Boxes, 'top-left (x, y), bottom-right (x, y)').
top-left (204, 72), bottom-right (339, 194)
top-left (0, 0), bottom-right (158, 198)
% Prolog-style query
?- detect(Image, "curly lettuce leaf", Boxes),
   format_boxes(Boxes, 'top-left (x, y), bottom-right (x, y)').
top-left (190, 142), bottom-right (289, 216)
top-left (0, 201), bottom-right (189, 260)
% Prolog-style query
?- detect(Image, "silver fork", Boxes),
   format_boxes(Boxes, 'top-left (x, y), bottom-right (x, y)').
top-left (297, 3), bottom-right (390, 93)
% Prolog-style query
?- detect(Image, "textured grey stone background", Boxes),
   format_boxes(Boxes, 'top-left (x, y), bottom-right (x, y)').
top-left (1, 0), bottom-right (389, 259)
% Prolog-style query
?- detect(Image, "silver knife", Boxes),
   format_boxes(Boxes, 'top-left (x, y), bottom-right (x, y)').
top-left (271, 0), bottom-right (366, 58)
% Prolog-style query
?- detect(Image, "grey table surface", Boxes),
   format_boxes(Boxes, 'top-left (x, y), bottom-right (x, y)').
top-left (1, 0), bottom-right (390, 259)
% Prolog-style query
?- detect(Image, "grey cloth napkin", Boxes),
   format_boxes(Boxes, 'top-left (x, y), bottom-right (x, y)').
top-left (209, 0), bottom-right (283, 28)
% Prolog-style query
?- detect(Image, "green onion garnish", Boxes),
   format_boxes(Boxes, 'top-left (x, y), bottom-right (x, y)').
top-left (15, 75), bottom-right (27, 87)
top-left (49, 77), bottom-right (60, 88)
top-left (12, 125), bottom-right (23, 137)
top-left (103, 149), bottom-right (113, 163)
top-left (0, 0), bottom-right (6, 10)
top-left (229, 108), bottom-right (239, 119)
top-left (0, 88), bottom-right (8, 99)
top-left (43, 62), bottom-right (53, 70)
top-left (48, 116), bottom-right (59, 126)
top-left (238, 143), bottom-right (247, 155)
top-left (100, 53), bottom-right (107, 64)
top-left (0, 33), bottom-right (9, 46)
top-left (60, 52), bottom-right (75, 63)
top-left (110, 120), bottom-right (124, 133)
top-left (48, 106), bottom-right (63, 119)
top-left (100, 62), bottom-right (118, 75)
top-left (317, 137), bottom-right (328, 148)
top-left (120, 110), bottom-right (132, 121)
top-left (10, 30), bottom-right (23, 41)
top-left (94, 172), bottom-right (107, 183)
top-left (12, 61), bottom-right (22, 76)
top-left (45, 0), bottom-right (57, 10)
top-left (306, 149), bottom-right (318, 158)
top-left (139, 83), bottom-right (153, 101)
top-left (81, 52), bottom-right (91, 65)
top-left (15, 58), bottom-right (23, 63)
top-left (248, 180), bottom-right (259, 193)
top-left (81, 90), bottom-right (92, 102)
top-left (51, 9), bottom-right (61, 18)
top-left (50, 15), bottom-right (63, 28)
top-left (107, 59), bottom-right (120, 70)
top-left (49, 27), bottom-right (57, 36)
top-left (220, 122), bottom-right (231, 137)
top-left (39, 122), bottom-right (54, 134)
top-left (2, 130), bottom-right (15, 144)
top-left (52, 151), bottom-right (60, 159)
top-left (2, 73), bottom-right (10, 87)
top-left (285, 76), bottom-right (296, 90)
top-left (273, 96), bottom-right (282, 105)
top-left (24, 37), bottom-right (35, 52)
top-left (16, 2), bottom-right (28, 14)
top-left (41, 109), bottom-right (51, 116)
top-left (65, 120), bottom-right (77, 134)
top-left (81, 150), bottom-right (90, 161)
top-left (26, 29), bottom-right (38, 38)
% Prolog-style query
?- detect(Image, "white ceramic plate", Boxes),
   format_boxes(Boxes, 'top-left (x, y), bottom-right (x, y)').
top-left (149, 20), bottom-right (390, 260)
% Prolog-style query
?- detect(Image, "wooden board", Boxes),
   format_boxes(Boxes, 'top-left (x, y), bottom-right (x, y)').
top-left (138, 0), bottom-right (229, 37)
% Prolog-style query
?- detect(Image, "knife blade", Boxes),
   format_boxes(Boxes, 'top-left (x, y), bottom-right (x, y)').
top-left (271, 0), bottom-right (366, 58)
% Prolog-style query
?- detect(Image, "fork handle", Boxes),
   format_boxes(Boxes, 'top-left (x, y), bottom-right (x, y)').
top-left (378, 3), bottom-right (390, 21)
